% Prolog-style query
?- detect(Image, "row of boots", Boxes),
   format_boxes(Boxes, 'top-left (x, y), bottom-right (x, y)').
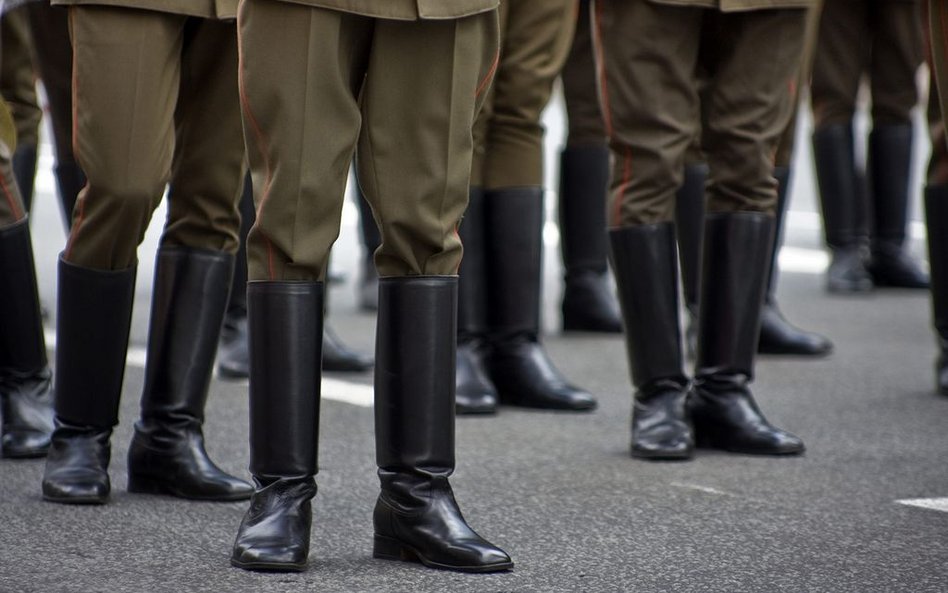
top-left (231, 277), bottom-right (512, 572)
top-left (813, 123), bottom-right (928, 293)
top-left (41, 247), bottom-right (252, 504)
top-left (611, 213), bottom-right (805, 460)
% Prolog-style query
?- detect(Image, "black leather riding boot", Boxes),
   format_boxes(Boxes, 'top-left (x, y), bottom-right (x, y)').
top-left (610, 223), bottom-right (692, 460)
top-left (42, 257), bottom-right (136, 504)
top-left (484, 187), bottom-right (596, 411)
top-left (232, 282), bottom-right (322, 572)
top-left (0, 219), bottom-right (53, 458)
top-left (690, 212), bottom-right (805, 455)
top-left (456, 187), bottom-right (497, 415)
top-left (127, 247), bottom-right (252, 501)
top-left (54, 158), bottom-right (86, 231)
top-left (558, 144), bottom-right (622, 333)
top-left (373, 277), bottom-right (512, 572)
top-left (758, 167), bottom-right (834, 356)
top-left (357, 180), bottom-right (381, 312)
top-left (675, 163), bottom-right (708, 359)
top-left (925, 186), bottom-right (948, 395)
top-left (813, 124), bottom-right (873, 293)
top-left (868, 124), bottom-right (929, 288)
top-left (12, 144), bottom-right (37, 213)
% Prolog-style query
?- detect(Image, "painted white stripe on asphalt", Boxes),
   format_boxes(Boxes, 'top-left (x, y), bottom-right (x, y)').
top-left (778, 246), bottom-right (829, 275)
top-left (43, 330), bottom-right (375, 408)
top-left (895, 498), bottom-right (948, 512)
top-left (671, 482), bottom-right (728, 496)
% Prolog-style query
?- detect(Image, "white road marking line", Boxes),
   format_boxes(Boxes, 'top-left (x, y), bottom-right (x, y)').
top-left (43, 330), bottom-right (375, 408)
top-left (895, 498), bottom-right (948, 513)
top-left (671, 482), bottom-right (729, 496)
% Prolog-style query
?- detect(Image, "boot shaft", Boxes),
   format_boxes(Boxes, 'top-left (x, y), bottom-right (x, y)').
top-left (139, 247), bottom-right (235, 431)
top-left (558, 144), bottom-right (610, 275)
top-left (375, 276), bottom-right (457, 480)
top-left (813, 124), bottom-right (863, 249)
top-left (696, 212), bottom-right (774, 380)
top-left (675, 163), bottom-right (708, 313)
top-left (247, 281), bottom-right (322, 480)
top-left (0, 218), bottom-right (47, 375)
top-left (926, 186), bottom-right (948, 339)
top-left (609, 223), bottom-right (686, 392)
top-left (458, 188), bottom-right (489, 339)
top-left (483, 187), bottom-right (544, 342)
top-left (868, 123), bottom-right (913, 247)
top-left (54, 257), bottom-right (136, 428)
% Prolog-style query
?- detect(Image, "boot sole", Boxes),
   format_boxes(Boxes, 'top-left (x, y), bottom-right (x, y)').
top-left (1, 448), bottom-right (49, 459)
top-left (694, 436), bottom-right (805, 456)
top-left (42, 492), bottom-right (108, 505)
top-left (230, 558), bottom-right (307, 572)
top-left (128, 475), bottom-right (252, 502)
top-left (630, 449), bottom-right (693, 461)
top-left (372, 534), bottom-right (513, 573)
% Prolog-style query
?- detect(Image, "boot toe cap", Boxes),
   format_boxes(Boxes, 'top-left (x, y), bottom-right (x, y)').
top-left (42, 474), bottom-right (109, 504)
top-left (231, 543), bottom-right (308, 572)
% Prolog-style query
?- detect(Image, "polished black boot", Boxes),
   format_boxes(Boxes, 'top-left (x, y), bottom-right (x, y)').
top-left (357, 181), bottom-right (381, 312)
top-left (925, 186), bottom-right (948, 395)
top-left (456, 187), bottom-right (497, 415)
top-left (867, 124), bottom-right (929, 288)
top-left (690, 213), bottom-right (805, 455)
top-left (373, 277), bottom-right (512, 572)
top-left (0, 219), bottom-right (53, 458)
top-left (484, 188), bottom-right (596, 411)
top-left (127, 248), bottom-right (252, 501)
top-left (42, 258), bottom-right (136, 504)
top-left (675, 163), bottom-right (708, 360)
top-left (54, 158), bottom-right (86, 230)
top-left (813, 124), bottom-right (873, 293)
top-left (758, 167), bottom-right (833, 356)
top-left (12, 144), bottom-right (37, 213)
top-left (558, 144), bottom-right (622, 333)
top-left (232, 282), bottom-right (322, 572)
top-left (610, 223), bottom-right (693, 460)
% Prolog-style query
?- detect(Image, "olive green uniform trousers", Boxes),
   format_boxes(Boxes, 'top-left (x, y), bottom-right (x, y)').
top-left (471, 0), bottom-right (577, 188)
top-left (594, 0), bottom-right (806, 225)
top-left (811, 0), bottom-right (923, 128)
top-left (28, 2), bottom-right (76, 176)
top-left (0, 8), bottom-right (41, 153)
top-left (63, 7), bottom-right (244, 270)
top-left (237, 0), bottom-right (498, 281)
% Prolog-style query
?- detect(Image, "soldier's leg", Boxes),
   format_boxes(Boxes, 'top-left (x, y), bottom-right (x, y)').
top-left (355, 11), bottom-right (512, 573)
top-left (595, 0), bottom-right (700, 458)
top-left (925, 3), bottom-right (948, 394)
top-left (29, 1), bottom-right (86, 228)
top-left (692, 8), bottom-right (806, 456)
top-left (1, 8), bottom-right (41, 212)
top-left (759, 1), bottom-right (834, 357)
top-left (558, 0), bottom-right (622, 334)
top-left (0, 133), bottom-right (54, 459)
top-left (811, 0), bottom-right (874, 292)
top-left (231, 0), bottom-right (369, 572)
top-left (480, 0), bottom-right (596, 411)
top-left (42, 7), bottom-right (183, 505)
top-left (124, 18), bottom-right (251, 503)
top-left (865, 1), bottom-right (928, 287)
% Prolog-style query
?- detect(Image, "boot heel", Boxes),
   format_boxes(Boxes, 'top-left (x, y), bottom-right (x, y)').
top-left (373, 534), bottom-right (417, 563)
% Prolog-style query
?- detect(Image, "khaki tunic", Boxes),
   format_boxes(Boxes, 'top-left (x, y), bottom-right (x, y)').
top-left (0, 101), bottom-right (26, 227)
top-left (273, 0), bottom-right (496, 19)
